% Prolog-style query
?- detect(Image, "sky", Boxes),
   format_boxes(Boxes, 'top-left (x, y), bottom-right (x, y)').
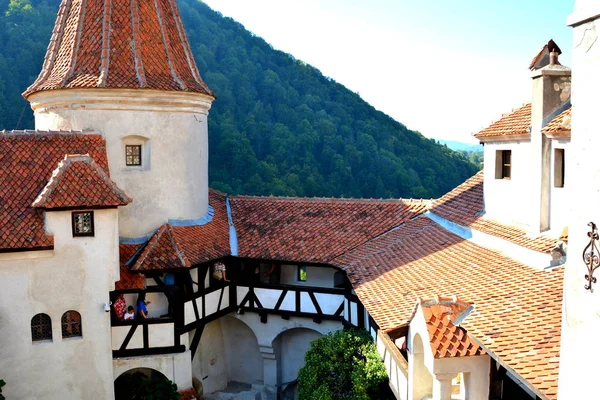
top-left (202, 0), bottom-right (574, 144)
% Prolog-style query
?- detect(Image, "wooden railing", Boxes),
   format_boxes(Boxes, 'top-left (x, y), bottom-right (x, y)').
top-left (111, 317), bottom-right (184, 358)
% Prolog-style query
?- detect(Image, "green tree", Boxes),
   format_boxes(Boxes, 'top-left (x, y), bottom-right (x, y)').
top-left (297, 329), bottom-right (389, 400)
top-left (0, 379), bottom-right (5, 400)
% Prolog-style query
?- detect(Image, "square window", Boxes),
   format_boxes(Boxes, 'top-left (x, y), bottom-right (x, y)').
top-left (125, 145), bottom-right (142, 166)
top-left (298, 265), bottom-right (307, 282)
top-left (72, 211), bottom-right (94, 237)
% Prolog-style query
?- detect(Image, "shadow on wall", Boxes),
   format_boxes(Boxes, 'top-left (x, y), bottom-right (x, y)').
top-left (114, 368), bottom-right (176, 400)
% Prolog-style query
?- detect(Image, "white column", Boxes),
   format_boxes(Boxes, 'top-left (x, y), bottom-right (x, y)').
top-left (260, 346), bottom-right (278, 400)
top-left (433, 373), bottom-right (454, 400)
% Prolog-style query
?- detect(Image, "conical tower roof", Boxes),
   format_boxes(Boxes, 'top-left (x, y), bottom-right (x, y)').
top-left (23, 0), bottom-right (214, 98)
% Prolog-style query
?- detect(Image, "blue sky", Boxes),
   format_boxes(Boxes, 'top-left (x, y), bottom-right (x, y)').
top-left (203, 1), bottom-right (574, 144)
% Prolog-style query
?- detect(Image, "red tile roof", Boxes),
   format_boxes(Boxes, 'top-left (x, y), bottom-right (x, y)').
top-left (23, 0), bottom-right (214, 98)
top-left (116, 244), bottom-right (145, 290)
top-left (412, 297), bottom-right (485, 359)
top-left (131, 191), bottom-right (230, 271)
top-left (542, 107), bottom-right (571, 136)
top-left (429, 171), bottom-right (559, 253)
top-left (474, 103), bottom-right (531, 141)
top-left (332, 216), bottom-right (563, 400)
top-left (32, 154), bottom-right (131, 209)
top-left (230, 196), bottom-right (428, 264)
top-left (0, 131), bottom-right (108, 251)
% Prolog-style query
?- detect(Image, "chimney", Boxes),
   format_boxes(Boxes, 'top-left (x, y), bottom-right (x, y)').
top-left (529, 40), bottom-right (571, 233)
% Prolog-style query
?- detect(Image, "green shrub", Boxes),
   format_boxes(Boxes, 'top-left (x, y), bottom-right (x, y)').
top-left (0, 379), bottom-right (5, 400)
top-left (297, 329), bottom-right (388, 400)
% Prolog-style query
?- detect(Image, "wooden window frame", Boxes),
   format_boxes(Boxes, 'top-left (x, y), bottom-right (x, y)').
top-left (31, 313), bottom-right (52, 342)
top-left (125, 144), bottom-right (142, 166)
top-left (72, 211), bottom-right (94, 237)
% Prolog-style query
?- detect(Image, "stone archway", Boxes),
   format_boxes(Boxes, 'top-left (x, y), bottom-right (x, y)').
top-left (272, 327), bottom-right (323, 400)
top-left (114, 368), bottom-right (171, 400)
top-left (221, 315), bottom-right (264, 385)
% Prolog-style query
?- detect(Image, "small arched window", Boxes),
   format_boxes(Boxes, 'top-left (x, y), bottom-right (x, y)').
top-left (61, 311), bottom-right (82, 338)
top-left (31, 313), bottom-right (52, 342)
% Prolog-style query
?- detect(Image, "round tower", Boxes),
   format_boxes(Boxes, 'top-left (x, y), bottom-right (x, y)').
top-left (23, 0), bottom-right (215, 240)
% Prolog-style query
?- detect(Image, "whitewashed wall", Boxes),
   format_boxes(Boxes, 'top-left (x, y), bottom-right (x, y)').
top-left (280, 264), bottom-right (336, 287)
top-left (549, 139), bottom-right (570, 235)
top-left (113, 351), bottom-right (192, 391)
top-left (0, 209), bottom-right (119, 400)
top-left (483, 140), bottom-right (532, 228)
top-left (221, 316), bottom-right (264, 384)
top-left (29, 89), bottom-right (214, 239)
top-left (191, 320), bottom-right (228, 394)
top-left (559, 4), bottom-right (600, 398)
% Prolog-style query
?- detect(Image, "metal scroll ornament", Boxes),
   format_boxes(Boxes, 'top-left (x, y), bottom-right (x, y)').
top-left (583, 222), bottom-right (600, 292)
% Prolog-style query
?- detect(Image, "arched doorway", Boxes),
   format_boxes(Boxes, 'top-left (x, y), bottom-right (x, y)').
top-left (220, 316), bottom-right (264, 385)
top-left (411, 333), bottom-right (433, 400)
top-left (273, 328), bottom-right (322, 400)
top-left (114, 368), bottom-right (174, 400)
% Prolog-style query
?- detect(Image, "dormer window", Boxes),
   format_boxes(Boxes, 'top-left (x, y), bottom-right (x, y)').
top-left (495, 150), bottom-right (511, 180)
top-left (72, 211), bottom-right (94, 237)
top-left (125, 145), bottom-right (142, 166)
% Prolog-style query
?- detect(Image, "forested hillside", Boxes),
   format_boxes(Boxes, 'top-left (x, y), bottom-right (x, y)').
top-left (0, 0), bottom-right (479, 198)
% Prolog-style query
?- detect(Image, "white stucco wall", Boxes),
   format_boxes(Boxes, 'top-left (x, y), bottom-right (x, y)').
top-left (483, 140), bottom-right (532, 228)
top-left (28, 89), bottom-right (213, 239)
top-left (377, 333), bottom-right (409, 400)
top-left (549, 140), bottom-right (570, 235)
top-left (113, 351), bottom-right (192, 391)
top-left (408, 306), bottom-right (490, 400)
top-left (280, 264), bottom-right (336, 288)
top-left (191, 319), bottom-right (228, 394)
top-left (274, 328), bottom-right (322, 385)
top-left (0, 209), bottom-right (119, 400)
top-left (221, 316), bottom-right (264, 385)
top-left (559, 6), bottom-right (600, 399)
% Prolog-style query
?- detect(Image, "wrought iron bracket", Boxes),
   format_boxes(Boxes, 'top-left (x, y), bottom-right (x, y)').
top-left (583, 222), bottom-right (600, 292)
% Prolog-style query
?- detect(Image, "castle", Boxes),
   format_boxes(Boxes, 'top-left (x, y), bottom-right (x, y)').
top-left (1, 1), bottom-right (599, 399)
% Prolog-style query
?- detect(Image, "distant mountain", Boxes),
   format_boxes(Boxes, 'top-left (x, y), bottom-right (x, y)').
top-left (0, 0), bottom-right (479, 199)
top-left (435, 139), bottom-right (483, 153)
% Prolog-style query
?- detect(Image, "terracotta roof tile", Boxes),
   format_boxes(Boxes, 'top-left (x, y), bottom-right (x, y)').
top-left (332, 216), bottom-right (563, 400)
top-left (230, 196), bottom-right (428, 263)
top-left (116, 244), bottom-right (145, 290)
top-left (32, 154), bottom-right (131, 209)
top-left (132, 191), bottom-right (230, 271)
top-left (24, 0), bottom-right (214, 98)
top-left (474, 103), bottom-right (531, 140)
top-left (413, 297), bottom-right (485, 359)
top-left (542, 107), bottom-right (571, 136)
top-left (0, 131), bottom-right (108, 251)
top-left (429, 171), bottom-right (559, 253)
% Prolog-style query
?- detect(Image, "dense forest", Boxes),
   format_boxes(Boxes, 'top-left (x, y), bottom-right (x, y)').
top-left (0, 0), bottom-right (479, 198)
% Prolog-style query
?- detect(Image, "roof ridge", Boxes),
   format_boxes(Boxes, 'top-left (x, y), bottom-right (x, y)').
top-left (31, 153), bottom-right (131, 209)
top-left (232, 194), bottom-right (432, 204)
top-left (0, 129), bottom-right (100, 136)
